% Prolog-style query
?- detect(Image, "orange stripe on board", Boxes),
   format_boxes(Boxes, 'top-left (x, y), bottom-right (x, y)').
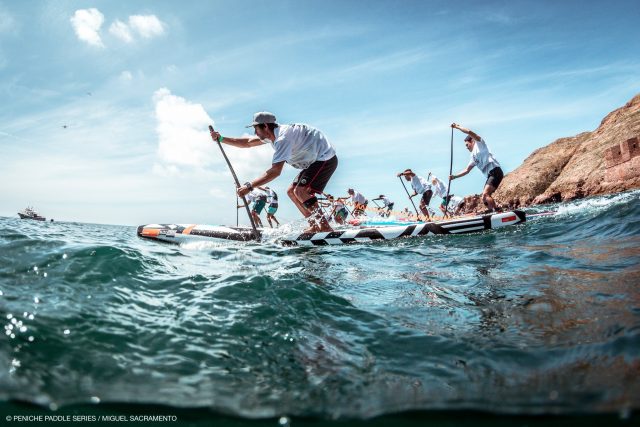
top-left (141, 228), bottom-right (160, 237)
top-left (501, 215), bottom-right (517, 223)
top-left (182, 225), bottom-right (197, 235)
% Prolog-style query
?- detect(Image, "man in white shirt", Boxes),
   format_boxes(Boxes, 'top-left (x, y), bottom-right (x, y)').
top-left (449, 123), bottom-right (504, 212)
top-left (210, 112), bottom-right (338, 232)
top-left (397, 169), bottom-right (433, 220)
top-left (346, 188), bottom-right (368, 217)
top-left (238, 190), bottom-right (267, 228)
top-left (372, 195), bottom-right (394, 217)
top-left (326, 195), bottom-right (349, 225)
top-left (257, 186), bottom-right (280, 228)
top-left (429, 175), bottom-right (453, 216)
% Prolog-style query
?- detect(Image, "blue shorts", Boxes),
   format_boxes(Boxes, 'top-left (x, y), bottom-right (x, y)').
top-left (267, 205), bottom-right (278, 215)
top-left (253, 199), bottom-right (266, 214)
top-left (335, 207), bottom-right (348, 220)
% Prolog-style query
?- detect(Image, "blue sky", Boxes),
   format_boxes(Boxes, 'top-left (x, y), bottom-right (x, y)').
top-left (1, 0), bottom-right (639, 226)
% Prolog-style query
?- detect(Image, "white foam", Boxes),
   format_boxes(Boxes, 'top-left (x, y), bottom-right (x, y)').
top-left (555, 190), bottom-right (639, 217)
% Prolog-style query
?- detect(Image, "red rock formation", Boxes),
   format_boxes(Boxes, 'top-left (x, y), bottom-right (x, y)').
top-left (457, 93), bottom-right (640, 213)
top-left (605, 137), bottom-right (640, 183)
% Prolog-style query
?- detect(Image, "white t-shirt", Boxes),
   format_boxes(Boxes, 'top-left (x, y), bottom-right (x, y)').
top-left (269, 124), bottom-right (336, 170)
top-left (266, 189), bottom-right (278, 206)
top-left (245, 190), bottom-right (266, 203)
top-left (467, 138), bottom-right (501, 177)
top-left (380, 196), bottom-right (393, 207)
top-left (350, 191), bottom-right (367, 205)
top-left (431, 176), bottom-right (447, 198)
top-left (410, 175), bottom-right (432, 195)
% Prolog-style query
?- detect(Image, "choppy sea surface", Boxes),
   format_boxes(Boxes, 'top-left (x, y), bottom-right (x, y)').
top-left (1, 191), bottom-right (639, 426)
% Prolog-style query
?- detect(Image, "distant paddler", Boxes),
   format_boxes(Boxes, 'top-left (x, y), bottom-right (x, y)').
top-left (258, 186), bottom-right (280, 228)
top-left (210, 112), bottom-right (338, 233)
top-left (397, 169), bottom-right (433, 220)
top-left (372, 195), bottom-right (394, 217)
top-left (429, 174), bottom-right (459, 216)
top-left (325, 194), bottom-right (350, 225)
top-left (449, 123), bottom-right (504, 213)
top-left (238, 189), bottom-right (267, 228)
top-left (346, 188), bottom-right (368, 217)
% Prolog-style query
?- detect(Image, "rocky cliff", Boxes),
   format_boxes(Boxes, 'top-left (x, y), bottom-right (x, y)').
top-left (474, 93), bottom-right (640, 211)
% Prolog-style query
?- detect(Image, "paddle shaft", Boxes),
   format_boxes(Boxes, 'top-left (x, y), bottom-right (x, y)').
top-left (443, 127), bottom-right (454, 217)
top-left (398, 176), bottom-right (420, 218)
top-left (209, 125), bottom-right (260, 240)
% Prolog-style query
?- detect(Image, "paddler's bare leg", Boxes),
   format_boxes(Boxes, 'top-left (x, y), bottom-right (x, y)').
top-left (482, 184), bottom-right (497, 211)
top-left (288, 184), bottom-right (332, 233)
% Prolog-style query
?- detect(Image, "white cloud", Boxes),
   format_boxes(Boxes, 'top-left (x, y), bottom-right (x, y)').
top-left (70, 8), bottom-right (105, 47)
top-left (152, 163), bottom-right (180, 177)
top-left (109, 20), bottom-right (133, 43)
top-left (107, 15), bottom-right (165, 44)
top-left (129, 15), bottom-right (165, 39)
top-left (120, 70), bottom-right (133, 81)
top-left (152, 88), bottom-right (275, 183)
top-left (153, 88), bottom-right (216, 172)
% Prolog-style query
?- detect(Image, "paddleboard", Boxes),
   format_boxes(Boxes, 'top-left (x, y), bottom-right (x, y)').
top-left (281, 210), bottom-right (526, 246)
top-left (137, 210), bottom-right (526, 246)
top-left (137, 224), bottom-right (259, 244)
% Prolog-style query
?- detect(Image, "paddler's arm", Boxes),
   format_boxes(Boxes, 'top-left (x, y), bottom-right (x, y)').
top-left (451, 123), bottom-right (481, 141)
top-left (209, 128), bottom-right (264, 148)
top-left (237, 161), bottom-right (285, 197)
top-left (450, 163), bottom-right (474, 181)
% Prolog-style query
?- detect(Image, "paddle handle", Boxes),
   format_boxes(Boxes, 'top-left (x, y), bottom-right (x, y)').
top-left (443, 127), bottom-right (454, 217)
top-left (398, 176), bottom-right (421, 219)
top-left (209, 125), bottom-right (260, 240)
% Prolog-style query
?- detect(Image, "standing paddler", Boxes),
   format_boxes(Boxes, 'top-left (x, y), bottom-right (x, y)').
top-left (325, 195), bottom-right (350, 225)
top-left (372, 195), bottom-right (394, 217)
top-left (258, 186), bottom-right (280, 228)
top-left (210, 112), bottom-right (338, 233)
top-left (449, 123), bottom-right (504, 213)
top-left (397, 169), bottom-right (433, 220)
top-left (238, 189), bottom-right (267, 228)
top-left (346, 188), bottom-right (368, 217)
top-left (429, 175), bottom-right (453, 216)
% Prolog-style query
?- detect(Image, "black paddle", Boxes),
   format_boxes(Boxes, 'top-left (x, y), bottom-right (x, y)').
top-left (209, 125), bottom-right (260, 241)
top-left (398, 175), bottom-right (421, 220)
top-left (443, 127), bottom-right (454, 217)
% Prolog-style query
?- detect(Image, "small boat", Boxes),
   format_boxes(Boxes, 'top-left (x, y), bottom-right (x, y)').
top-left (18, 207), bottom-right (46, 221)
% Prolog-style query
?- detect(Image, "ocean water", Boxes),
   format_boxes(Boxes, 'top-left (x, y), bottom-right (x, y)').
top-left (1, 191), bottom-right (639, 426)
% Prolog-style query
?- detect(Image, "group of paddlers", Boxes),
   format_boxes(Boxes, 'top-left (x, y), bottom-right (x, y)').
top-left (210, 113), bottom-right (503, 232)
